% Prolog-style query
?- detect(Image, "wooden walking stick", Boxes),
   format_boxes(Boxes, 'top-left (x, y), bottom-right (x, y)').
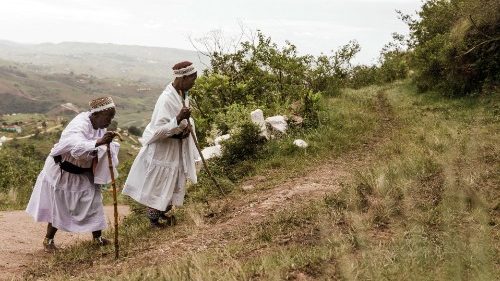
top-left (180, 90), bottom-right (225, 196)
top-left (106, 142), bottom-right (119, 259)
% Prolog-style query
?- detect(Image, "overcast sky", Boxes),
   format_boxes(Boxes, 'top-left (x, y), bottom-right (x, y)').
top-left (0, 0), bottom-right (422, 64)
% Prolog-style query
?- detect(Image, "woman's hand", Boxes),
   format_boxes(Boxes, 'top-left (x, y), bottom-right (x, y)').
top-left (180, 124), bottom-right (192, 139)
top-left (176, 107), bottom-right (191, 124)
top-left (96, 131), bottom-right (118, 147)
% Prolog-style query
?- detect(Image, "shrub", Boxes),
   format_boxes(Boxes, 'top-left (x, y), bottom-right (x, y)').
top-left (220, 122), bottom-right (266, 167)
top-left (128, 125), bottom-right (143, 137)
top-left (402, 0), bottom-right (500, 96)
top-left (349, 65), bottom-right (379, 89)
top-left (0, 143), bottom-right (44, 209)
top-left (190, 31), bottom-right (360, 144)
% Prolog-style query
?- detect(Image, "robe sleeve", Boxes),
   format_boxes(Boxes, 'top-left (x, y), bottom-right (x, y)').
top-left (49, 116), bottom-right (97, 161)
top-left (93, 142), bottom-right (120, 184)
top-left (146, 118), bottom-right (188, 144)
top-left (145, 94), bottom-right (190, 144)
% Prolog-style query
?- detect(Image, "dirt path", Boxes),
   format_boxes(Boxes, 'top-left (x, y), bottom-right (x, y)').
top-left (0, 205), bottom-right (129, 279)
top-left (78, 90), bottom-right (399, 276)
top-left (8, 90), bottom-right (396, 279)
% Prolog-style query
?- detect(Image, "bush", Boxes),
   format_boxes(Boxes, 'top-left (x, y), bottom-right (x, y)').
top-left (0, 143), bottom-right (44, 209)
top-left (190, 31), bottom-right (360, 145)
top-left (309, 40), bottom-right (361, 95)
top-left (377, 34), bottom-right (410, 83)
top-left (128, 126), bottom-right (143, 137)
top-left (349, 65), bottom-right (379, 89)
top-left (402, 0), bottom-right (500, 96)
top-left (220, 122), bottom-right (266, 167)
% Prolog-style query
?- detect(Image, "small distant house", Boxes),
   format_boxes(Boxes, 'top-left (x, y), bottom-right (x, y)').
top-left (0, 126), bottom-right (22, 133)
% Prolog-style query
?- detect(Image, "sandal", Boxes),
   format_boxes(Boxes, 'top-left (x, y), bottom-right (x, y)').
top-left (43, 238), bottom-right (58, 253)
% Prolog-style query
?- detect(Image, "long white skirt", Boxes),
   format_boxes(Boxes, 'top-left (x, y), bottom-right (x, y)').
top-left (123, 143), bottom-right (186, 211)
top-left (26, 158), bottom-right (107, 233)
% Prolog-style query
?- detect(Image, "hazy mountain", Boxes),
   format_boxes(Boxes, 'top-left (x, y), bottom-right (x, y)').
top-left (0, 40), bottom-right (208, 84)
top-left (0, 40), bottom-right (210, 127)
top-left (0, 58), bottom-right (163, 127)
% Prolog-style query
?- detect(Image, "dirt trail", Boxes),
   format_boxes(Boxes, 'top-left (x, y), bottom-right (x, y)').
top-left (0, 205), bottom-right (129, 279)
top-left (104, 90), bottom-right (398, 274)
top-left (5, 90), bottom-right (396, 279)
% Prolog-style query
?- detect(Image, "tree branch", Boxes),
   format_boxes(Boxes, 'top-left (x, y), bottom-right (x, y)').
top-left (460, 37), bottom-right (499, 57)
top-left (469, 15), bottom-right (494, 40)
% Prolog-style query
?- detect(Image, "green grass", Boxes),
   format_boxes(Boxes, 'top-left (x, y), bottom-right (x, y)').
top-left (17, 81), bottom-right (500, 280)
top-left (188, 83), bottom-right (382, 200)
top-left (20, 80), bottom-right (385, 280)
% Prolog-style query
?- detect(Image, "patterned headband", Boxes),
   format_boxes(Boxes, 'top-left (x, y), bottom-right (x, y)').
top-left (173, 65), bottom-right (197, 78)
top-left (89, 97), bottom-right (115, 113)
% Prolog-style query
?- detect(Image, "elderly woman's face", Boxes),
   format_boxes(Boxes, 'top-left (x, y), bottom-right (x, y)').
top-left (91, 108), bottom-right (116, 129)
top-left (181, 73), bottom-right (197, 91)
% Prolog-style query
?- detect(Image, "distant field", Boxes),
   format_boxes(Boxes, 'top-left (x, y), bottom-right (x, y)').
top-left (0, 40), bottom-right (208, 84)
top-left (0, 40), bottom-right (206, 117)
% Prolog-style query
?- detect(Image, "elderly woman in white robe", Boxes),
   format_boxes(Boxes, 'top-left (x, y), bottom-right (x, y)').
top-left (122, 61), bottom-right (200, 228)
top-left (26, 97), bottom-right (120, 252)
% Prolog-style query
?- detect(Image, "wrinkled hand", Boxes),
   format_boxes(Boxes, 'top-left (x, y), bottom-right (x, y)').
top-left (180, 124), bottom-right (192, 139)
top-left (176, 107), bottom-right (191, 124)
top-left (96, 131), bottom-right (118, 147)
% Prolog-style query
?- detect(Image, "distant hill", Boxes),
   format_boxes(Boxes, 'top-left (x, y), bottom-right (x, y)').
top-left (0, 40), bottom-right (211, 127)
top-left (0, 58), bottom-right (163, 127)
top-left (46, 103), bottom-right (80, 117)
top-left (0, 40), bottom-right (208, 84)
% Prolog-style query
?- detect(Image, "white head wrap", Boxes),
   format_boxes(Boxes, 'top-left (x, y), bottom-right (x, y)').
top-left (173, 65), bottom-right (197, 78)
top-left (89, 97), bottom-right (115, 113)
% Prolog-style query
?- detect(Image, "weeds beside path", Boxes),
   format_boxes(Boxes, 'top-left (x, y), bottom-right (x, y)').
top-left (16, 82), bottom-right (498, 280)
top-left (20, 84), bottom-right (397, 280)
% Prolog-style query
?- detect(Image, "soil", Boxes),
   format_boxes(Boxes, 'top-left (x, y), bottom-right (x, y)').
top-left (0, 90), bottom-right (395, 280)
top-left (0, 205), bottom-right (129, 279)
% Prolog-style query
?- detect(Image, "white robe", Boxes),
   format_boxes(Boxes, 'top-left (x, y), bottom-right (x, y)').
top-left (122, 83), bottom-right (200, 211)
top-left (26, 112), bottom-right (119, 232)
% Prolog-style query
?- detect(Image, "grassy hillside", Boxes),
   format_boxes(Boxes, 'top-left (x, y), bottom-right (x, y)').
top-left (22, 81), bottom-right (499, 280)
top-left (0, 40), bottom-right (209, 126)
top-left (0, 40), bottom-right (208, 84)
top-left (0, 58), bottom-right (164, 127)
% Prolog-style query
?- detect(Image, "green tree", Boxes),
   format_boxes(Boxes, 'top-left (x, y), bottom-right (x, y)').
top-left (190, 31), bottom-right (358, 143)
top-left (401, 0), bottom-right (500, 96)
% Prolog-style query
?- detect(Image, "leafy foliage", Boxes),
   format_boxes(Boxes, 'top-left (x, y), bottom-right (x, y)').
top-left (0, 143), bottom-right (44, 209)
top-left (401, 0), bottom-right (500, 96)
top-left (190, 31), bottom-right (360, 145)
top-left (348, 33), bottom-right (410, 89)
top-left (127, 125), bottom-right (143, 137)
top-left (219, 122), bottom-right (266, 167)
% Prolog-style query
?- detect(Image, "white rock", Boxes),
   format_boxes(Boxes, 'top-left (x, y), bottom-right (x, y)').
top-left (242, 185), bottom-right (255, 191)
top-left (265, 115), bottom-right (288, 133)
top-left (293, 139), bottom-right (308, 148)
top-left (201, 144), bottom-right (222, 160)
top-left (0, 136), bottom-right (6, 143)
top-left (250, 109), bottom-right (269, 139)
top-left (214, 134), bottom-right (231, 145)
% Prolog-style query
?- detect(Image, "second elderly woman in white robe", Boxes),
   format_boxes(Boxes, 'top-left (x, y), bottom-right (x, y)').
top-left (123, 61), bottom-right (200, 228)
